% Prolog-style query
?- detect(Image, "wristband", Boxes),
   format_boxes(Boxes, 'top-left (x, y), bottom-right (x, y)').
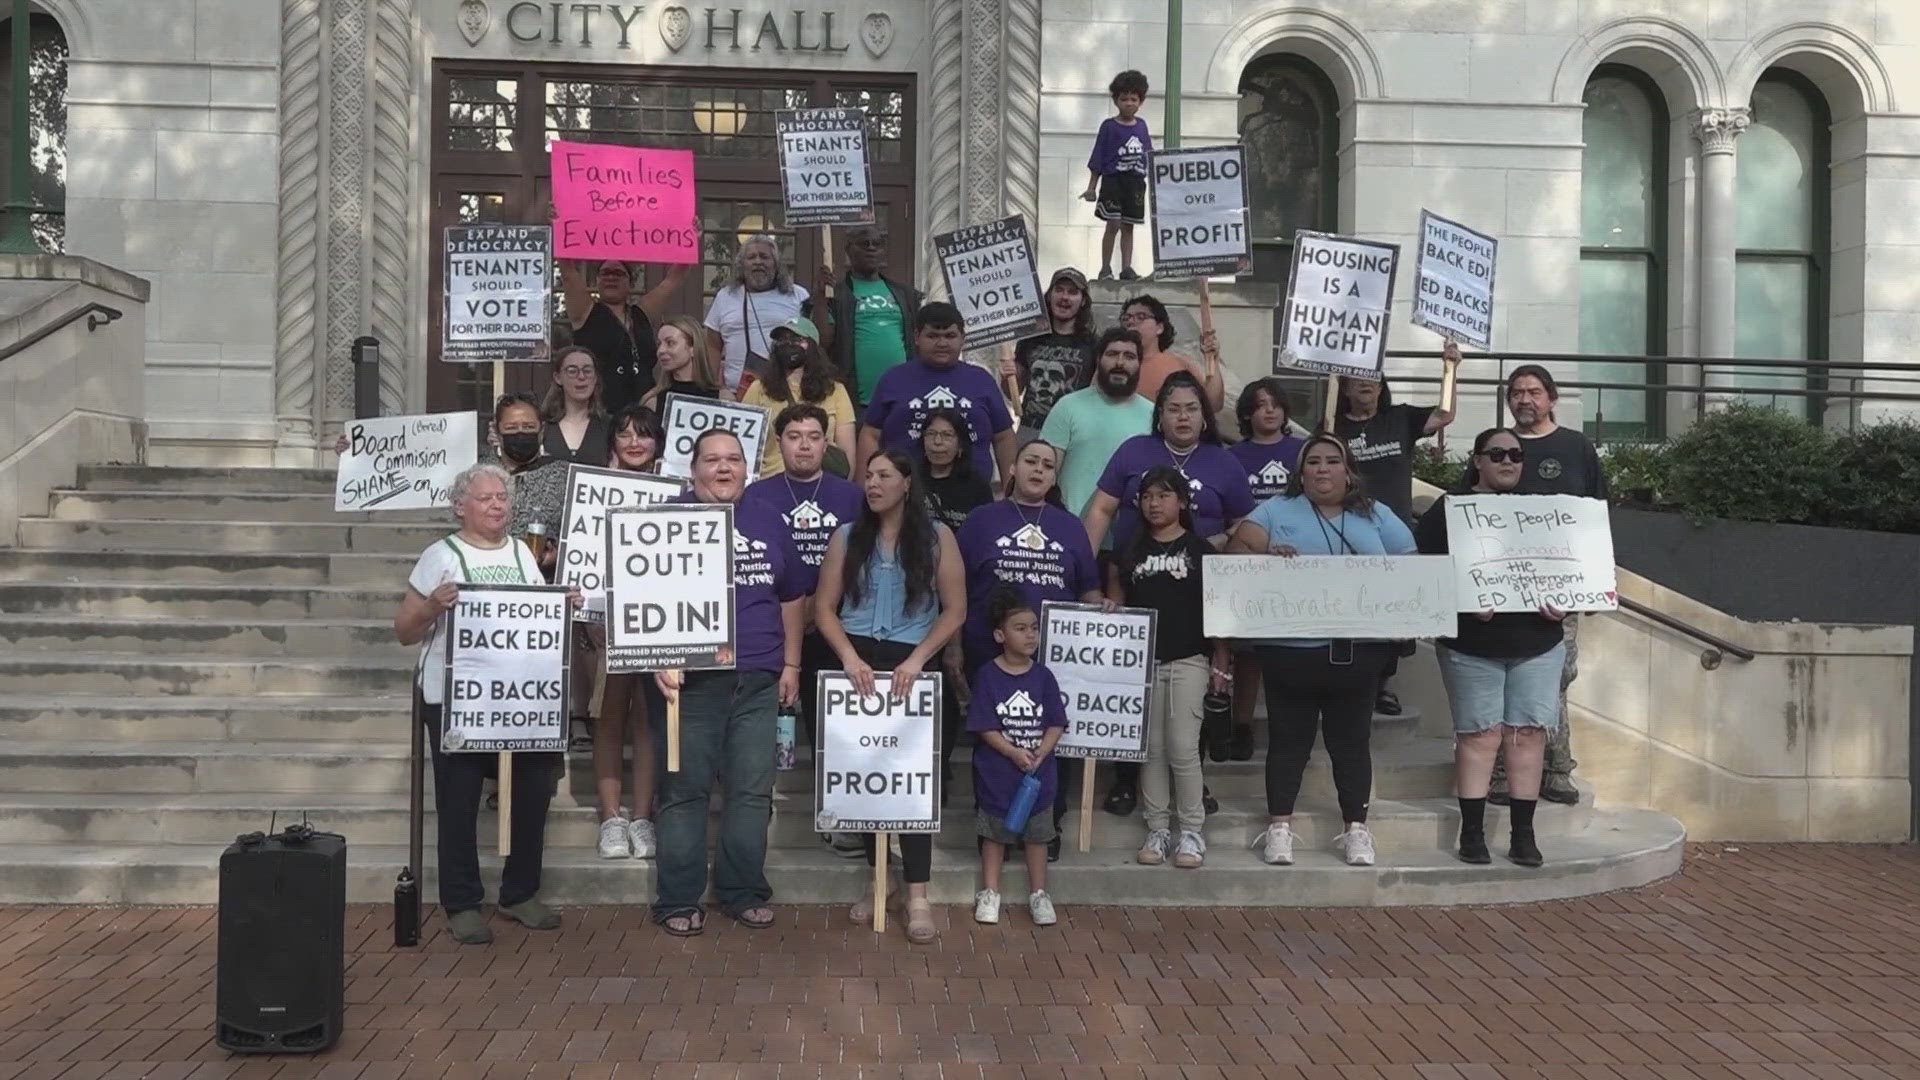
top-left (1210, 667), bottom-right (1232, 680)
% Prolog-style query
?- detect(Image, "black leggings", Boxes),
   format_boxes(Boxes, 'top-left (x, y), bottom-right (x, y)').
top-left (844, 634), bottom-right (943, 885)
top-left (1258, 643), bottom-right (1391, 823)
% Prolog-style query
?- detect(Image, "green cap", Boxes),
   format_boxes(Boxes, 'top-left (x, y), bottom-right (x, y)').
top-left (773, 315), bottom-right (820, 344)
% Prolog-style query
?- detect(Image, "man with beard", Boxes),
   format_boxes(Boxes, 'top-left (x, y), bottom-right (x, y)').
top-left (1039, 327), bottom-right (1154, 519)
top-left (816, 223), bottom-right (922, 407)
top-left (1488, 364), bottom-right (1606, 808)
top-left (1005, 268), bottom-right (1098, 436)
top-left (705, 234), bottom-right (811, 395)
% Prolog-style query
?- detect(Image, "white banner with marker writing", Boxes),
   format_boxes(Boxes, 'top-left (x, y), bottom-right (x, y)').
top-left (1276, 230), bottom-right (1400, 380)
top-left (441, 584), bottom-right (570, 753)
top-left (1444, 494), bottom-right (1618, 612)
top-left (1202, 554), bottom-right (1457, 639)
top-left (1041, 602), bottom-right (1156, 763)
top-left (659, 394), bottom-right (770, 480)
top-left (335, 411), bottom-right (477, 513)
top-left (604, 503), bottom-right (736, 672)
top-left (558, 464), bottom-right (688, 622)
top-left (1412, 210), bottom-right (1498, 351)
top-left (814, 671), bottom-right (943, 833)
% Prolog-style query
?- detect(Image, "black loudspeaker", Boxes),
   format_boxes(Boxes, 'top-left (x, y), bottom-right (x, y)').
top-left (215, 826), bottom-right (346, 1054)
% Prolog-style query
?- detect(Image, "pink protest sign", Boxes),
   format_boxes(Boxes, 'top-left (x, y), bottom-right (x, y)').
top-left (550, 140), bottom-right (699, 264)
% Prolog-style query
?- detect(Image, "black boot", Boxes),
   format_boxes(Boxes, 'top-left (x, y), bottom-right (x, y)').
top-left (1102, 778), bottom-right (1137, 816)
top-left (1458, 829), bottom-right (1491, 865)
top-left (1507, 798), bottom-right (1542, 866)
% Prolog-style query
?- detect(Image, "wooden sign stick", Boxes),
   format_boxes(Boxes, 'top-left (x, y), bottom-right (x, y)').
top-left (872, 832), bottom-right (889, 934)
top-left (666, 692), bottom-right (681, 773)
top-left (497, 752), bottom-right (513, 857)
top-left (1320, 373), bottom-right (1341, 432)
top-left (1078, 759), bottom-right (1096, 853)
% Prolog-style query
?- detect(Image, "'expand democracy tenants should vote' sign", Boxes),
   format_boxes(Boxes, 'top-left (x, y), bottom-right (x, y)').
top-left (1042, 602), bottom-right (1156, 763)
top-left (814, 671), bottom-right (942, 833)
top-left (558, 464), bottom-right (688, 623)
top-left (776, 108), bottom-right (874, 227)
top-left (1412, 210), bottom-right (1498, 351)
top-left (604, 503), bottom-right (736, 672)
top-left (1277, 231), bottom-right (1400, 380)
top-left (659, 394), bottom-right (770, 480)
top-left (550, 139), bottom-right (698, 263)
top-left (443, 224), bottom-right (551, 363)
top-left (1445, 494), bottom-right (1618, 613)
top-left (1150, 145), bottom-right (1251, 279)
top-left (334, 410), bottom-right (477, 513)
top-left (933, 215), bottom-right (1047, 349)
top-left (442, 584), bottom-right (570, 753)
top-left (1202, 554), bottom-right (1456, 639)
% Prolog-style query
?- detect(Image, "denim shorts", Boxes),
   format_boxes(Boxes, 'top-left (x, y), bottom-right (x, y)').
top-left (1436, 642), bottom-right (1567, 734)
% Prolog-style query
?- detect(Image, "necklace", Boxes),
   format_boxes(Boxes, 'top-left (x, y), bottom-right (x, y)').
top-left (1163, 439), bottom-right (1197, 473)
top-left (782, 470), bottom-right (823, 509)
top-left (1313, 507), bottom-right (1354, 555)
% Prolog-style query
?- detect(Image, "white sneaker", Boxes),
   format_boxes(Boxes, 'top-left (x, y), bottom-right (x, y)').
top-left (1254, 821), bottom-right (1294, 865)
top-left (973, 888), bottom-right (1001, 925)
top-left (1336, 823), bottom-right (1377, 866)
top-left (1136, 828), bottom-right (1171, 865)
top-left (1029, 890), bottom-right (1057, 926)
top-left (597, 816), bottom-right (631, 859)
top-left (1173, 830), bottom-right (1206, 869)
top-left (627, 818), bottom-right (656, 859)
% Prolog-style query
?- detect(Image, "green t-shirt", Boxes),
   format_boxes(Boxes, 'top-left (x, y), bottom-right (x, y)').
top-left (1039, 386), bottom-right (1155, 522)
top-left (850, 276), bottom-right (908, 403)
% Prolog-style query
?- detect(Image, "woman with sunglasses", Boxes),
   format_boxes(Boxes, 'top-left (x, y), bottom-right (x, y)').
top-left (561, 255), bottom-right (690, 412)
top-left (1414, 428), bottom-right (1566, 868)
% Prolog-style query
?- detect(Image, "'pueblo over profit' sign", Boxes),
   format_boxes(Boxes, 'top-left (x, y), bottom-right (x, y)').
top-left (1149, 145), bottom-right (1252, 279)
top-left (442, 224), bottom-right (551, 363)
top-left (775, 107), bottom-right (874, 227)
top-left (933, 215), bottom-right (1047, 349)
top-left (1276, 230), bottom-right (1400, 380)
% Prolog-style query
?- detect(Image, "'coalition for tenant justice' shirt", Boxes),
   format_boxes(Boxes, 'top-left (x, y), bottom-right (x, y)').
top-left (739, 471), bottom-right (864, 596)
top-left (1228, 435), bottom-right (1308, 504)
top-left (671, 491), bottom-right (804, 672)
top-left (954, 499), bottom-right (1100, 668)
top-left (862, 357), bottom-right (1013, 478)
top-left (1095, 435), bottom-right (1255, 554)
top-left (967, 659), bottom-right (1067, 818)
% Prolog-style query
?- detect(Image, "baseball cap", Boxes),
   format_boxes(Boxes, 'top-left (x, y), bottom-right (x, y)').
top-left (771, 315), bottom-right (820, 343)
top-left (1049, 267), bottom-right (1090, 291)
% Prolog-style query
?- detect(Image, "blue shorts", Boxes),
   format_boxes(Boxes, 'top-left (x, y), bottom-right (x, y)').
top-left (1436, 642), bottom-right (1566, 734)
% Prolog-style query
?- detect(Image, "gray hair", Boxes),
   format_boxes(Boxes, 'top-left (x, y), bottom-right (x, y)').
top-left (448, 461), bottom-right (513, 514)
top-left (731, 233), bottom-right (794, 293)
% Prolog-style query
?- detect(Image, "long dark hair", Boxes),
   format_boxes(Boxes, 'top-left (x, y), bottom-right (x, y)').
top-left (1462, 426), bottom-right (1521, 493)
top-left (541, 345), bottom-right (606, 422)
top-left (1235, 377), bottom-right (1291, 437)
top-left (914, 407), bottom-right (976, 482)
top-left (756, 334), bottom-right (840, 405)
top-left (1283, 433), bottom-right (1377, 518)
top-left (1000, 437), bottom-right (1066, 508)
top-left (843, 448), bottom-right (940, 615)
top-left (606, 404), bottom-right (665, 470)
top-left (1121, 466), bottom-right (1197, 572)
top-left (1150, 371), bottom-right (1220, 444)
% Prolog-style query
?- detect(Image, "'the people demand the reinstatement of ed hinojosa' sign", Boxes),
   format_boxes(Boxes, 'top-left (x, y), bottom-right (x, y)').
top-left (1412, 210), bottom-right (1498, 351)
top-left (933, 215), bottom-right (1047, 349)
top-left (1444, 494), bottom-right (1617, 614)
top-left (776, 108), bottom-right (874, 228)
top-left (1149, 146), bottom-right (1251, 280)
top-left (1276, 231), bottom-right (1400, 380)
top-left (443, 225), bottom-right (551, 364)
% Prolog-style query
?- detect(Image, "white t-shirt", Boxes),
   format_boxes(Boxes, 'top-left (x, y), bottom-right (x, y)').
top-left (703, 282), bottom-right (810, 391)
top-left (408, 534), bottom-right (540, 704)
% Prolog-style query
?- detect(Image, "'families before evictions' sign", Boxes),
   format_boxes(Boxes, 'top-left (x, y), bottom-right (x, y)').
top-left (1042, 602), bottom-right (1156, 763)
top-left (557, 464), bottom-right (689, 622)
top-left (1444, 494), bottom-right (1618, 613)
top-left (1202, 554), bottom-right (1457, 640)
top-left (775, 107), bottom-right (874, 227)
top-left (550, 139), bottom-right (698, 263)
top-left (814, 671), bottom-right (942, 833)
top-left (334, 410), bottom-right (478, 513)
top-left (442, 584), bottom-right (570, 753)
top-left (659, 394), bottom-right (770, 479)
top-left (604, 503), bottom-right (736, 672)
top-left (1412, 210), bottom-right (1498, 351)
top-left (442, 224), bottom-right (551, 364)
top-left (1277, 230), bottom-right (1400, 379)
top-left (1149, 145), bottom-right (1251, 279)
top-left (932, 215), bottom-right (1047, 349)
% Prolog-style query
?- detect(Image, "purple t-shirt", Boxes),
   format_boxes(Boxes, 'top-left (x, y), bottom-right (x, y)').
top-left (1088, 117), bottom-right (1153, 175)
top-left (673, 492), bottom-right (804, 672)
top-left (1095, 435), bottom-right (1256, 552)
top-left (862, 358), bottom-right (1012, 478)
top-left (1229, 436), bottom-right (1308, 504)
top-left (967, 659), bottom-right (1067, 818)
top-left (955, 499), bottom-right (1101, 666)
top-left (739, 471), bottom-right (864, 595)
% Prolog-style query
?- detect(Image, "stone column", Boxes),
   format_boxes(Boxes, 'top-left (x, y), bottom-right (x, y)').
top-left (1693, 107), bottom-right (1749, 395)
top-left (925, 0), bottom-right (1040, 291)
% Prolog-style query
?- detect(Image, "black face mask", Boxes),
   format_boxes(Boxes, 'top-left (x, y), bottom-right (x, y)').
top-left (772, 340), bottom-right (808, 370)
top-left (500, 432), bottom-right (541, 464)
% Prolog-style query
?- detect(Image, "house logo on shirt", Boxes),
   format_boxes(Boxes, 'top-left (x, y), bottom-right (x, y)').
top-left (1118, 135), bottom-right (1146, 171)
top-left (785, 499), bottom-right (837, 533)
top-left (997, 523), bottom-right (1062, 553)
top-left (733, 531), bottom-right (775, 587)
top-left (912, 385), bottom-right (966, 411)
top-left (1256, 460), bottom-right (1291, 487)
top-left (999, 690), bottom-right (1043, 720)
top-left (905, 383), bottom-right (979, 443)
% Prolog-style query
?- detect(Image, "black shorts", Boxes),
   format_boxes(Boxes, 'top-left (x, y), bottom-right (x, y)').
top-left (1096, 172), bottom-right (1147, 225)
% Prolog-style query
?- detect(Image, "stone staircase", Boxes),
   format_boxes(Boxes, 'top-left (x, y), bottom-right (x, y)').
top-left (0, 465), bottom-right (1685, 906)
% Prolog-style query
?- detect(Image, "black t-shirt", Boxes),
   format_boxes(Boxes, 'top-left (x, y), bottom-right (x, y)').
top-left (1013, 332), bottom-right (1097, 430)
top-left (1516, 426), bottom-right (1608, 498)
top-left (1116, 529), bottom-right (1212, 662)
top-left (923, 469), bottom-right (995, 532)
top-left (1335, 403), bottom-right (1434, 524)
top-left (571, 302), bottom-right (657, 414)
top-left (542, 415), bottom-right (610, 467)
top-left (1414, 494), bottom-right (1564, 660)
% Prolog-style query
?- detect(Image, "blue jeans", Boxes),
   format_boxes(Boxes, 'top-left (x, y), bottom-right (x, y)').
top-left (651, 669), bottom-right (778, 919)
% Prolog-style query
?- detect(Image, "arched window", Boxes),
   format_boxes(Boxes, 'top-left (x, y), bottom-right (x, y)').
top-left (1579, 66), bottom-right (1668, 439)
top-left (1735, 70), bottom-right (1829, 412)
top-left (1237, 54), bottom-right (1337, 282)
top-left (0, 9), bottom-right (66, 253)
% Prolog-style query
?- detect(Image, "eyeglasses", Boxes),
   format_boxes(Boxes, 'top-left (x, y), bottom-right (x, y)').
top-left (1477, 447), bottom-right (1525, 464)
top-left (559, 366), bottom-right (595, 378)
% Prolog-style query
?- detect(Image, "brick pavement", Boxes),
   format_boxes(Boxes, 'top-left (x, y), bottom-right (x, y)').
top-left (2, 844), bottom-right (1919, 1080)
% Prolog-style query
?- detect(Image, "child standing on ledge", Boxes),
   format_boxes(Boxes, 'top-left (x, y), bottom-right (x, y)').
top-left (1081, 69), bottom-right (1153, 281)
top-left (969, 586), bottom-right (1067, 927)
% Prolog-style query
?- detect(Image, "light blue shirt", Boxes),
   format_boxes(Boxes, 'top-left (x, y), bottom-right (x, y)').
top-left (835, 524), bottom-right (940, 645)
top-left (1237, 495), bottom-right (1417, 648)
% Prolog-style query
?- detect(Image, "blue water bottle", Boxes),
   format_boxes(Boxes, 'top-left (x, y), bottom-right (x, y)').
top-left (1002, 766), bottom-right (1044, 836)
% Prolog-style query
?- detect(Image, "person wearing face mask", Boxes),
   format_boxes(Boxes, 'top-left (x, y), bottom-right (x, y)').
top-left (816, 223), bottom-right (922, 408)
top-left (1039, 327), bottom-right (1155, 520)
top-left (490, 393), bottom-right (568, 576)
top-left (704, 234), bottom-right (811, 395)
top-left (738, 317), bottom-right (857, 477)
top-left (639, 316), bottom-right (724, 412)
top-left (559, 253), bottom-right (689, 413)
top-left (1416, 428), bottom-right (1567, 868)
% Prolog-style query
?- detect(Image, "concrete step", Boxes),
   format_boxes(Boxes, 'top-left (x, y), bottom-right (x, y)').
top-left (0, 582), bottom-right (395, 619)
top-left (78, 464), bottom-right (339, 494)
top-left (0, 655), bottom-right (412, 697)
top-left (0, 550), bottom-right (416, 587)
top-left (48, 489), bottom-right (444, 525)
top-left (0, 809), bottom-right (1685, 905)
top-left (17, 517), bottom-right (445, 554)
top-left (0, 615), bottom-right (397, 657)
top-left (0, 696), bottom-right (405, 742)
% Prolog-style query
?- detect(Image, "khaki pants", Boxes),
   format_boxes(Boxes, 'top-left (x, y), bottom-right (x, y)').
top-left (1141, 655), bottom-right (1209, 834)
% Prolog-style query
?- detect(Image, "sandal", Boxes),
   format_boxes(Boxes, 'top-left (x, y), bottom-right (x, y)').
top-left (659, 909), bottom-right (705, 937)
top-left (850, 880), bottom-right (900, 925)
top-left (729, 905), bottom-right (775, 930)
top-left (905, 898), bottom-right (936, 944)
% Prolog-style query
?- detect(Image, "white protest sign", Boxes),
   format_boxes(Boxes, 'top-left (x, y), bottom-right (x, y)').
top-left (1412, 210), bottom-right (1497, 351)
top-left (659, 394), bottom-right (770, 480)
top-left (814, 671), bottom-right (942, 833)
top-left (776, 108), bottom-right (874, 227)
top-left (1445, 494), bottom-right (1618, 613)
top-left (1276, 230), bottom-right (1400, 379)
top-left (334, 411), bottom-right (477, 512)
top-left (1150, 145), bottom-right (1251, 280)
top-left (1202, 554), bottom-right (1456, 639)
top-left (558, 464), bottom-right (688, 622)
top-left (932, 215), bottom-right (1047, 349)
top-left (442, 584), bottom-right (570, 753)
top-left (443, 225), bottom-right (551, 363)
top-left (604, 503), bottom-right (735, 672)
top-left (1041, 602), bottom-right (1156, 762)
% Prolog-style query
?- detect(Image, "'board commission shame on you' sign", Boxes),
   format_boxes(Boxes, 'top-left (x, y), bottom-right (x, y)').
top-left (1201, 553), bottom-right (1458, 640)
top-left (442, 584), bottom-right (571, 753)
top-left (1149, 145), bottom-right (1251, 279)
top-left (1444, 494), bottom-right (1618, 613)
top-left (1412, 210), bottom-right (1498, 351)
top-left (775, 107), bottom-right (874, 227)
top-left (1041, 602), bottom-right (1156, 763)
top-left (549, 139), bottom-right (698, 263)
top-left (334, 410), bottom-right (478, 513)
top-left (604, 502), bottom-right (736, 672)
top-left (814, 671), bottom-right (942, 833)
top-left (557, 464), bottom-right (689, 622)
top-left (1276, 230), bottom-right (1400, 380)
top-left (932, 215), bottom-right (1047, 349)
top-left (442, 224), bottom-right (551, 363)
top-left (659, 394), bottom-right (770, 479)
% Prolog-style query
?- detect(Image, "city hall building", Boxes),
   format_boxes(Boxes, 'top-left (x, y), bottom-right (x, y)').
top-left (33, 0), bottom-right (1920, 461)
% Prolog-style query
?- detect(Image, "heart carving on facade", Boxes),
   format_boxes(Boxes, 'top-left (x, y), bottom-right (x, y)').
top-left (457, 0), bottom-right (490, 46)
top-left (861, 12), bottom-right (893, 57)
top-left (659, 5), bottom-right (692, 52)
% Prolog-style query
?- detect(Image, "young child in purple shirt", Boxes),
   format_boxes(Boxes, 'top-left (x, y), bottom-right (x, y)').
top-left (1080, 69), bottom-right (1153, 281)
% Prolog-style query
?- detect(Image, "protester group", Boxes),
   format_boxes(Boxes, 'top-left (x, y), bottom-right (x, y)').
top-left (375, 69), bottom-right (1613, 947)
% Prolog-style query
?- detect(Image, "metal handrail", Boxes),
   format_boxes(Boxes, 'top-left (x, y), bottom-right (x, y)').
top-left (1616, 595), bottom-right (1756, 669)
top-left (1383, 348), bottom-right (1914, 375)
top-left (0, 301), bottom-right (122, 365)
top-left (1393, 372), bottom-right (1920, 404)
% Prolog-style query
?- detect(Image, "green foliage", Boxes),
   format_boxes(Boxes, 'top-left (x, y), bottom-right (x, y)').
top-left (1410, 443), bottom-right (1465, 493)
top-left (1662, 403), bottom-right (1833, 524)
top-left (1600, 442), bottom-right (1669, 508)
top-left (1830, 420), bottom-right (1920, 534)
